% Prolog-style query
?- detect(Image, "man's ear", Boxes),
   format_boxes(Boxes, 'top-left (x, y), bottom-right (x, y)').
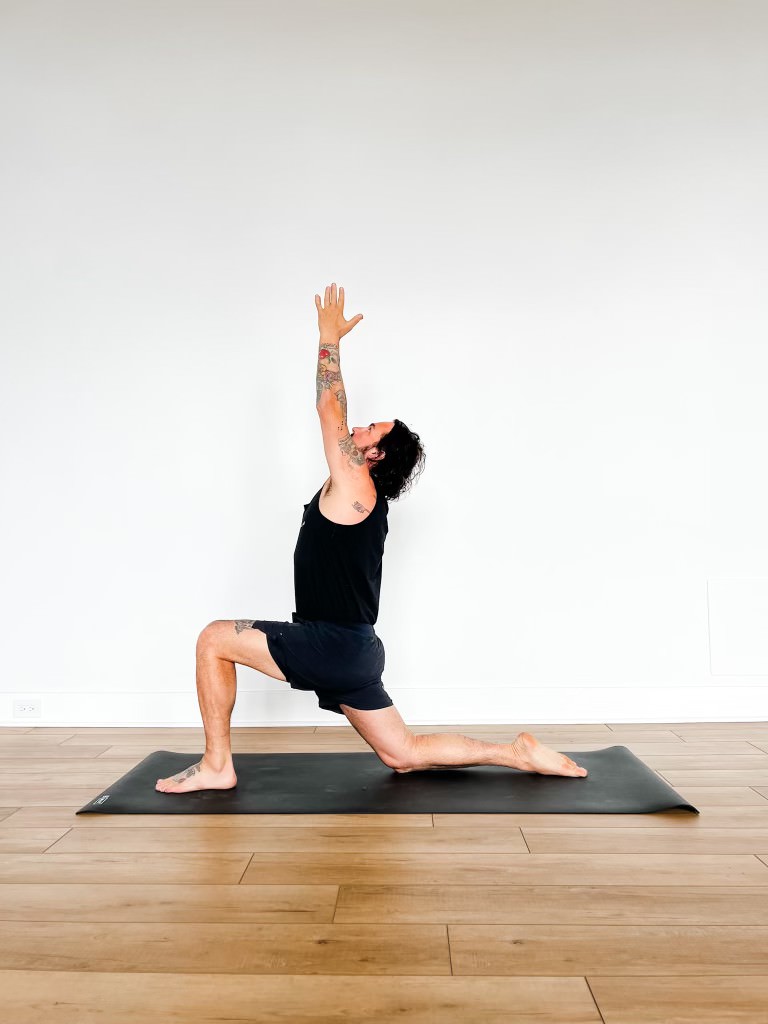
top-left (368, 448), bottom-right (385, 463)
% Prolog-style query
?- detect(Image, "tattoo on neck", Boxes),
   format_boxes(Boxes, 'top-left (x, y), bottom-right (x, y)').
top-left (338, 432), bottom-right (366, 466)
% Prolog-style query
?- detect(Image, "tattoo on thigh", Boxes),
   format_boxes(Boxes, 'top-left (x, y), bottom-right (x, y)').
top-left (234, 620), bottom-right (256, 634)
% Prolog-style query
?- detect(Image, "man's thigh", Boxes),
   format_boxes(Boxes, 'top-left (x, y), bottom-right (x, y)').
top-left (197, 619), bottom-right (288, 682)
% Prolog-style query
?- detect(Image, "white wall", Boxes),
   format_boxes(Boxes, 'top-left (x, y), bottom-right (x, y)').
top-left (1, 0), bottom-right (766, 725)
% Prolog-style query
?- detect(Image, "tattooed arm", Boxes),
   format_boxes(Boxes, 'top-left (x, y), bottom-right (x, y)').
top-left (314, 283), bottom-right (368, 477)
top-left (316, 330), bottom-right (366, 473)
top-left (316, 331), bottom-right (346, 413)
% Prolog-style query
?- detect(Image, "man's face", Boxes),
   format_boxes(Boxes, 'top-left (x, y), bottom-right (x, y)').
top-left (350, 421), bottom-right (395, 462)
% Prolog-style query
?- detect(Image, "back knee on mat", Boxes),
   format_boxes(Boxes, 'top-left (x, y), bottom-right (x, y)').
top-left (381, 733), bottom-right (420, 772)
top-left (338, 703), bottom-right (418, 772)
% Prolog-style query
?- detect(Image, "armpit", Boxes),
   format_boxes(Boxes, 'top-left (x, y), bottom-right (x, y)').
top-left (320, 478), bottom-right (377, 524)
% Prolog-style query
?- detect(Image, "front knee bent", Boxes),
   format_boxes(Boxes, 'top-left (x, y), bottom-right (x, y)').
top-left (196, 620), bottom-right (223, 651)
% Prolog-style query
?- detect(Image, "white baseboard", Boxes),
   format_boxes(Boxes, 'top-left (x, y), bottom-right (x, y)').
top-left (2, 683), bottom-right (766, 727)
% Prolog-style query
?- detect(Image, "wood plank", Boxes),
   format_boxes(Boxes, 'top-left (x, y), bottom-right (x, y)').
top-left (0, 737), bottom-right (83, 748)
top-left (0, 830), bottom-right (71, 854)
top-left (434, 807), bottom-right (768, 827)
top-left (0, 921), bottom-right (450, 974)
top-left (0, 807), bottom-right (434, 828)
top-left (0, 971), bottom-right (602, 1023)
top-left (0, 773), bottom-right (154, 789)
top-left (0, 746), bottom-right (113, 760)
top-left (606, 722), bottom-right (768, 731)
top-left (448, 923), bottom-right (768, 974)
top-left (335, 884), bottom-right (768, 925)
top-left (584, 742), bottom-right (758, 753)
top-left (588, 975), bottom-right (768, 1024)
top-left (521, 827), bottom-right (768, 853)
top-left (663, 724), bottom-right (768, 733)
top-left (659, 771), bottom-right (768, 786)
top-left (0, 760), bottom-right (150, 773)
top-left (47, 825), bottom-right (528, 855)
top-left (670, 731), bottom-right (768, 741)
top-left (28, 727), bottom-right (318, 736)
top-left (239, 853), bottom-right (768, 886)
top-left (0, 883), bottom-right (337, 922)
top-left (614, 743), bottom-right (760, 753)
top-left (0, 853), bottom-right (251, 884)
top-left (0, 787), bottom-right (129, 806)
top-left (668, 787), bottom-right (768, 805)
top-left (641, 755), bottom-right (768, 768)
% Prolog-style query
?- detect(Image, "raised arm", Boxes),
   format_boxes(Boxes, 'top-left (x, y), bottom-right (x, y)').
top-left (314, 284), bottom-right (367, 474)
top-left (315, 333), bottom-right (346, 414)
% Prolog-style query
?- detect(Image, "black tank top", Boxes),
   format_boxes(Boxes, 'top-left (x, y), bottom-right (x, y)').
top-left (293, 481), bottom-right (389, 625)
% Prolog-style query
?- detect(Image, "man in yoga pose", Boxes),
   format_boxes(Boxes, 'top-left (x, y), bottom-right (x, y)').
top-left (157, 283), bottom-right (588, 793)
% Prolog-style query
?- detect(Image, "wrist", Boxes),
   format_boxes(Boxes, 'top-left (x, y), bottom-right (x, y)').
top-left (319, 329), bottom-right (340, 343)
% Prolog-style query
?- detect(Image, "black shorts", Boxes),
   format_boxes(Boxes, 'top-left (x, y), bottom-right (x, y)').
top-left (250, 612), bottom-right (393, 716)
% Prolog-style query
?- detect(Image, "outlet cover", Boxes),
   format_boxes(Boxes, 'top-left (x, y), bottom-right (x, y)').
top-left (13, 699), bottom-right (42, 718)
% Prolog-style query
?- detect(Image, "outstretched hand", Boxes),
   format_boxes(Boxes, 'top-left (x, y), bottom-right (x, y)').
top-left (315, 283), bottom-right (364, 339)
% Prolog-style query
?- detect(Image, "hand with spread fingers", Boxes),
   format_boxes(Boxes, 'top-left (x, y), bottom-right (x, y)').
top-left (315, 282), bottom-right (364, 339)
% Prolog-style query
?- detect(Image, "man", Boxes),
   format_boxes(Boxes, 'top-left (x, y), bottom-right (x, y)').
top-left (157, 283), bottom-right (588, 793)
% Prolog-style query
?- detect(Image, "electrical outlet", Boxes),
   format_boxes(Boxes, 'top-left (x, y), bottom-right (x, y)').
top-left (13, 699), bottom-right (41, 718)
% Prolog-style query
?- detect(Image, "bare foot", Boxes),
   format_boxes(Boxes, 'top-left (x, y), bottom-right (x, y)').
top-left (511, 732), bottom-right (588, 777)
top-left (156, 758), bottom-right (237, 794)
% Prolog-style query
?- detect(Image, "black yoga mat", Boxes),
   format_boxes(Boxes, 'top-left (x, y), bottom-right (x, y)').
top-left (76, 745), bottom-right (698, 815)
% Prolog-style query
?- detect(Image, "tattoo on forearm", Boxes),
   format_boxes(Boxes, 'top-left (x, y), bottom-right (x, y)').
top-left (318, 341), bottom-right (340, 366)
top-left (316, 338), bottom-right (366, 466)
top-left (316, 368), bottom-right (342, 400)
top-left (316, 341), bottom-right (342, 403)
top-left (234, 620), bottom-right (255, 634)
top-left (335, 388), bottom-right (347, 425)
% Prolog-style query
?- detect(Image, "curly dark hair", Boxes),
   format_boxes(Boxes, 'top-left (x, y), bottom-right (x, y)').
top-left (369, 418), bottom-right (426, 502)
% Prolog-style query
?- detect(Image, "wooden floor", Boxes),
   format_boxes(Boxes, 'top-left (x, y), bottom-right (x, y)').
top-left (1, 721), bottom-right (768, 1023)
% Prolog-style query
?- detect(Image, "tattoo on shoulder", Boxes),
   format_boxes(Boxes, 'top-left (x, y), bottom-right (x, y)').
top-left (352, 500), bottom-right (370, 514)
top-left (234, 620), bottom-right (256, 634)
